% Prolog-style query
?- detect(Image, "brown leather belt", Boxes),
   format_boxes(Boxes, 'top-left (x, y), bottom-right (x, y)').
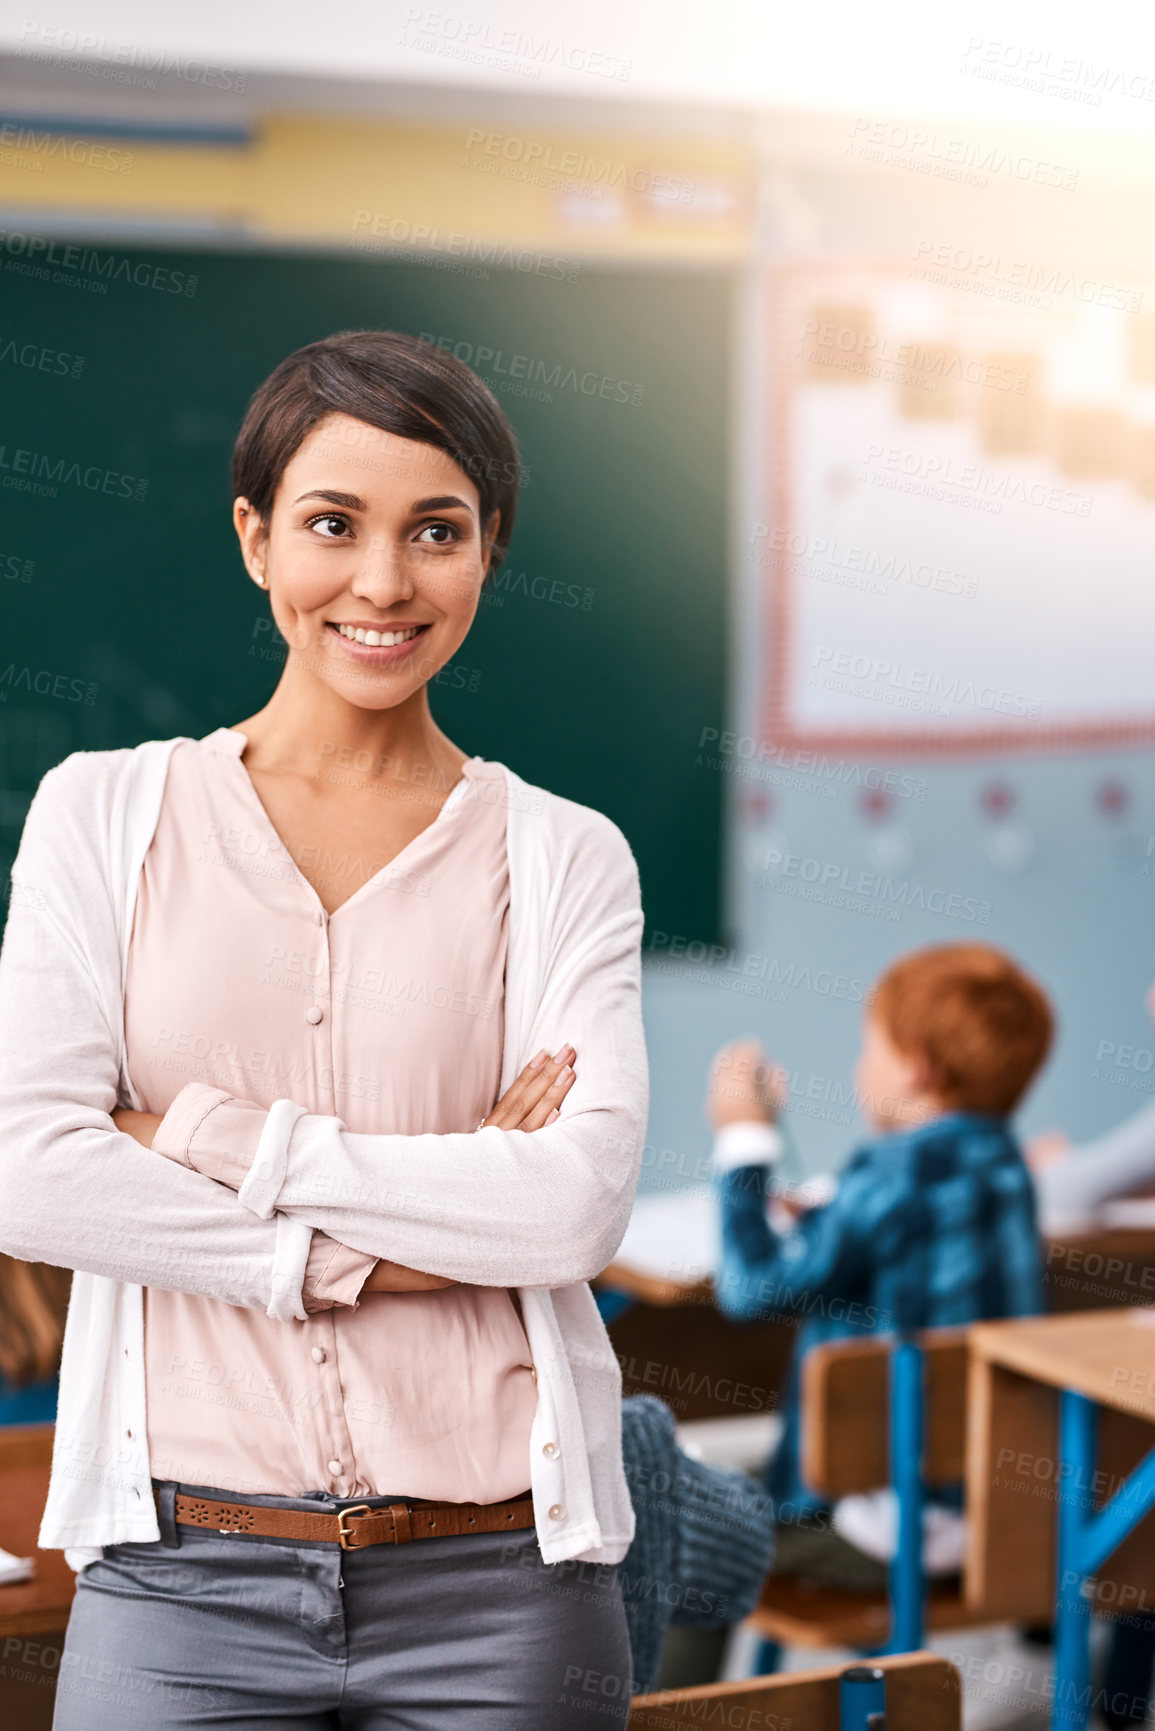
top-left (170, 1490), bottom-right (536, 1550)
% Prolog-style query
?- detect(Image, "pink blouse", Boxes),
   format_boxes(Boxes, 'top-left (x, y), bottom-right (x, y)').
top-left (124, 726), bottom-right (538, 1503)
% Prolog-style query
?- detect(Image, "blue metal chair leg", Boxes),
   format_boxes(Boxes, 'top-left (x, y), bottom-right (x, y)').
top-left (752, 1637), bottom-right (781, 1674)
top-left (595, 1287), bottom-right (634, 1325)
top-left (840, 1663), bottom-right (886, 1727)
top-left (887, 1338), bottom-right (925, 1654)
top-left (1053, 1390), bottom-right (1097, 1731)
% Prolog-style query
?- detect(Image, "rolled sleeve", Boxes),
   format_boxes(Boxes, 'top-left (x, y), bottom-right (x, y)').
top-left (302, 1234), bottom-right (378, 1314)
top-left (152, 1082), bottom-right (266, 1187)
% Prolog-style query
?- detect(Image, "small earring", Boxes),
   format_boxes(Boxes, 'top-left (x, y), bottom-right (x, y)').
top-left (256, 576), bottom-right (266, 588)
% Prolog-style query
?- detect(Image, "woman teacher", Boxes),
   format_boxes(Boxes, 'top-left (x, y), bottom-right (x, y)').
top-left (0, 330), bottom-right (648, 1728)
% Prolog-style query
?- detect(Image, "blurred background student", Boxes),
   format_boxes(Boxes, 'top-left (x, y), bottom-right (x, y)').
top-left (1030, 974), bottom-right (1155, 1233)
top-left (706, 943), bottom-right (1051, 1594)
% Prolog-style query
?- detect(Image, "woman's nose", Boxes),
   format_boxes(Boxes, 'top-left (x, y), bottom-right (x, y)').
top-left (352, 536), bottom-right (414, 598)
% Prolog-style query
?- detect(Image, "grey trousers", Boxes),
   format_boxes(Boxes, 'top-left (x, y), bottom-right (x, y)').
top-left (53, 1480), bottom-right (633, 1729)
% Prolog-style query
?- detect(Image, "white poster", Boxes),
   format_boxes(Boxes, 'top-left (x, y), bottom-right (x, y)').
top-left (762, 260), bottom-right (1155, 754)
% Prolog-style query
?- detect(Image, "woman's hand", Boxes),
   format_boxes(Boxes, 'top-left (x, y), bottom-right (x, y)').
top-left (111, 1107), bottom-right (163, 1147)
top-left (362, 1261), bottom-right (463, 1293)
top-left (479, 1044), bottom-right (576, 1132)
top-left (363, 1044), bottom-right (578, 1295)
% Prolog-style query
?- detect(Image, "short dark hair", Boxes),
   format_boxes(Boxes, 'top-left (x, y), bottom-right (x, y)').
top-left (872, 942), bottom-right (1053, 1117)
top-left (231, 329), bottom-right (521, 575)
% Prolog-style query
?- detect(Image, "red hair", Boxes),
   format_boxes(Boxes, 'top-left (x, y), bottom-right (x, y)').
top-left (872, 943), bottom-right (1053, 1116)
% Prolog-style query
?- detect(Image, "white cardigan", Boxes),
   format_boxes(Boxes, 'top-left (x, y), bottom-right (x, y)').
top-left (0, 735), bottom-right (648, 1572)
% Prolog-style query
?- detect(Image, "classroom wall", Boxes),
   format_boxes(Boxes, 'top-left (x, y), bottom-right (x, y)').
top-left (4, 62), bottom-right (1152, 1194)
top-left (641, 127), bottom-right (1155, 1194)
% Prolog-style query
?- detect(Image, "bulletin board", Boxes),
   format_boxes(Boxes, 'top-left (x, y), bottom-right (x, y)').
top-left (763, 259), bottom-right (1155, 757)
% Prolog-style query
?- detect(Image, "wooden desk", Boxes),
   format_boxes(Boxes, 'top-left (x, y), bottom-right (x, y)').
top-left (599, 1193), bottom-right (1155, 1428)
top-left (1042, 1229), bottom-right (1155, 1313)
top-left (600, 1275), bottom-right (797, 1423)
top-left (0, 1463), bottom-right (75, 1642)
top-left (966, 1309), bottom-right (1155, 1731)
top-left (596, 1190), bottom-right (799, 1419)
top-left (970, 1309), bottom-right (1155, 1420)
top-left (0, 1427), bottom-right (73, 1731)
top-left (0, 1427), bottom-right (74, 1640)
top-left (606, 1222), bottom-right (1155, 1315)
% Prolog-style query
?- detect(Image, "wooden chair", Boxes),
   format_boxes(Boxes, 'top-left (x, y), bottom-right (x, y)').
top-left (747, 1328), bottom-right (999, 1652)
top-left (629, 1649), bottom-right (961, 1728)
top-left (0, 1424), bottom-right (74, 1731)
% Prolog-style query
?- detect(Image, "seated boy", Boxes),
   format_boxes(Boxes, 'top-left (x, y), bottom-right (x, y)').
top-left (706, 941), bottom-right (1053, 1588)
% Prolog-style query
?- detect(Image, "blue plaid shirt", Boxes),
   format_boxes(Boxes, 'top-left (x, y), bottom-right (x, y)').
top-left (714, 1111), bottom-right (1043, 1515)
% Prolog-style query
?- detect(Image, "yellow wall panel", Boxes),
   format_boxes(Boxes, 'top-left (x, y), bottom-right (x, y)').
top-left (0, 124), bottom-right (250, 219)
top-left (0, 112), bottom-right (751, 259)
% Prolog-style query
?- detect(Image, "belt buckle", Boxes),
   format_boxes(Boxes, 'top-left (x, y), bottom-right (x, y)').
top-left (337, 1503), bottom-right (373, 1550)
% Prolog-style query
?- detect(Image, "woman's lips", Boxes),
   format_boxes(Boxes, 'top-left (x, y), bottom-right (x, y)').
top-left (325, 620), bottom-right (432, 666)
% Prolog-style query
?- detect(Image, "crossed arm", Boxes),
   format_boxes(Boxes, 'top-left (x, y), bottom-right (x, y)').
top-left (0, 759), bottom-right (646, 1310)
top-left (112, 1046), bottom-right (578, 1296)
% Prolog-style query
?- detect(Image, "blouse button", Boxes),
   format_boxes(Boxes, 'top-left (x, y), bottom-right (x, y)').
top-left (305, 1006), bottom-right (324, 1025)
top-left (327, 1459), bottom-right (342, 1476)
top-left (542, 1442), bottom-right (559, 1460)
top-left (548, 1503), bottom-right (566, 1521)
top-left (311, 1347), bottom-right (327, 1364)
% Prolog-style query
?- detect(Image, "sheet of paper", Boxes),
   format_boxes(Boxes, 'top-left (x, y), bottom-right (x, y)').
top-left (614, 1178), bottom-right (835, 1282)
top-left (613, 1187), bottom-right (720, 1283)
top-left (1101, 1198), bottom-right (1155, 1228)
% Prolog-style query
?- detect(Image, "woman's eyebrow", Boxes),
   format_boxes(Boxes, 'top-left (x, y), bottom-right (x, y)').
top-left (292, 488), bottom-right (367, 510)
top-left (411, 494), bottom-right (474, 514)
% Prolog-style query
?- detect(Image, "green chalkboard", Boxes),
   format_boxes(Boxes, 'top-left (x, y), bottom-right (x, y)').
top-left (0, 243), bottom-right (728, 942)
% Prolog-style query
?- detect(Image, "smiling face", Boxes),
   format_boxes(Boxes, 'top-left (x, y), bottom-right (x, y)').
top-left (234, 411), bottom-right (497, 713)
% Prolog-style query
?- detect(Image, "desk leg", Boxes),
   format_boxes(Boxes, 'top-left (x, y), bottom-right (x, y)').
top-left (1052, 1395), bottom-right (1155, 1731)
top-left (887, 1340), bottom-right (925, 1654)
top-left (1053, 1390), bottom-right (1096, 1731)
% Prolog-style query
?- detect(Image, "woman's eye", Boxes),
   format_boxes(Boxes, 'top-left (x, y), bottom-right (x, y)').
top-left (308, 514), bottom-right (351, 539)
top-left (416, 521), bottom-right (459, 546)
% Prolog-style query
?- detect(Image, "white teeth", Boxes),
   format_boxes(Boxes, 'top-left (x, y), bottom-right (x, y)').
top-left (335, 623), bottom-right (421, 647)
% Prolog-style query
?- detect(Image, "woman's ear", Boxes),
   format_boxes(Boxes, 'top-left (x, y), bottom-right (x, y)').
top-left (233, 496), bottom-right (268, 587)
top-left (480, 509), bottom-right (501, 577)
